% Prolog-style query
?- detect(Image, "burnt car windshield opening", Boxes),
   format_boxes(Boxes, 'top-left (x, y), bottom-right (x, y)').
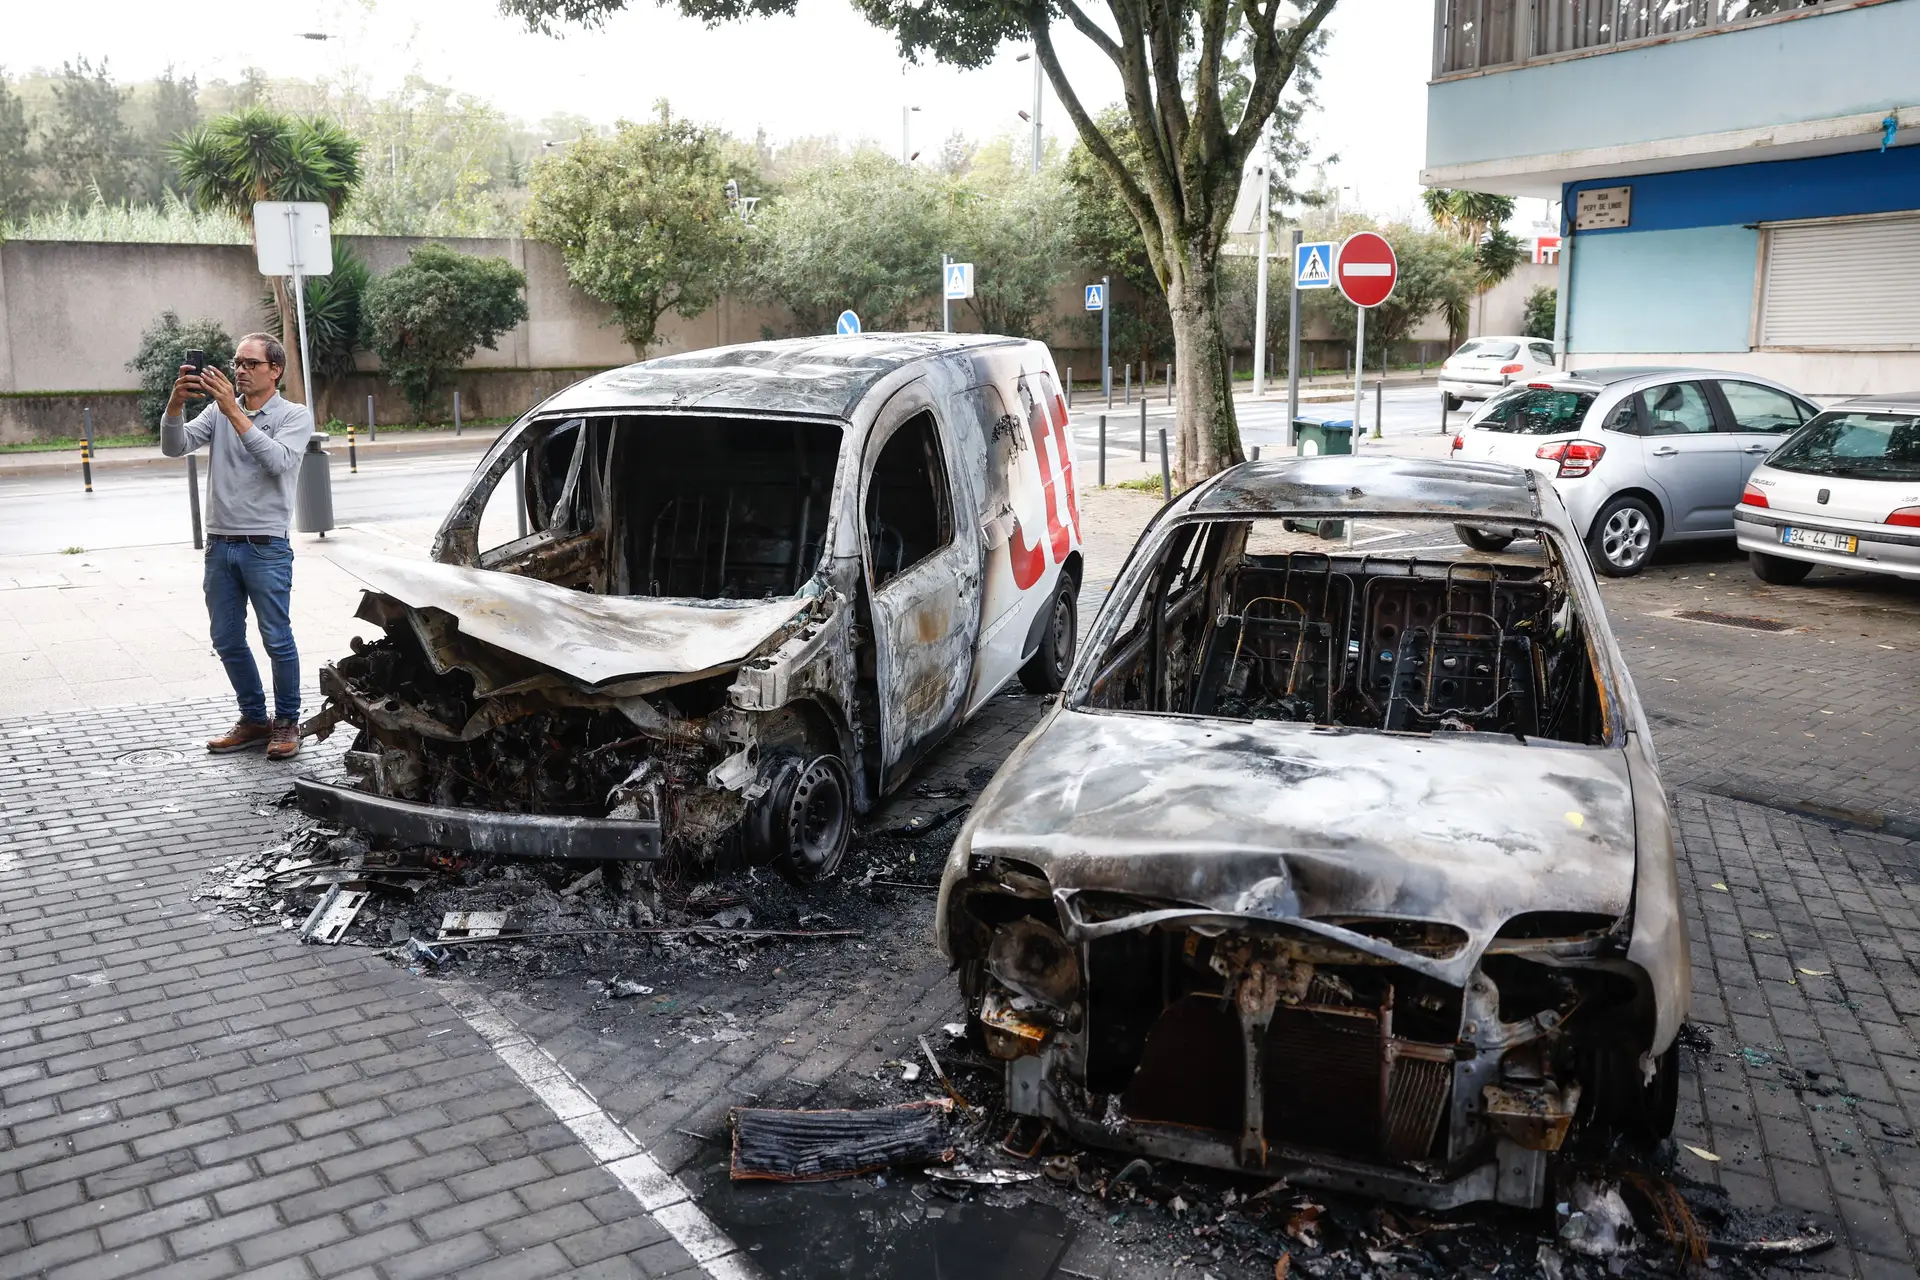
top-left (1472, 388), bottom-right (1596, 435)
top-left (1767, 412), bottom-right (1920, 481)
top-left (1079, 516), bottom-right (1609, 744)
top-left (865, 410), bottom-right (954, 586)
top-left (614, 415), bottom-right (843, 599)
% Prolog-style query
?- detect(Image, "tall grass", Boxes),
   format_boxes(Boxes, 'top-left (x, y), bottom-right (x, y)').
top-left (0, 189), bottom-right (248, 245)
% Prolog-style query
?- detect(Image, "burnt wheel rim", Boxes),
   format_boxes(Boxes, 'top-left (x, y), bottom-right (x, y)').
top-left (1047, 593), bottom-right (1074, 680)
top-left (1600, 507), bottom-right (1652, 568)
top-left (784, 756), bottom-right (850, 877)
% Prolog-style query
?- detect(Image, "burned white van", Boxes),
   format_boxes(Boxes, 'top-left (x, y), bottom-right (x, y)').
top-left (296, 335), bottom-right (1086, 881)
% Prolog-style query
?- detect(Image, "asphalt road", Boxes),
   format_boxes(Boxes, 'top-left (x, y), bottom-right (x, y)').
top-left (0, 384), bottom-right (1463, 557)
top-left (0, 451), bottom-right (488, 556)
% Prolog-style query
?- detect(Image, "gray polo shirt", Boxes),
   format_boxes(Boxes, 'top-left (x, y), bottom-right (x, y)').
top-left (161, 393), bottom-right (313, 537)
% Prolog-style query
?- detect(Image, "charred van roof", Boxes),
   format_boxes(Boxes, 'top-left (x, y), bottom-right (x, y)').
top-left (539, 333), bottom-right (1029, 421)
top-left (1191, 455), bottom-right (1544, 520)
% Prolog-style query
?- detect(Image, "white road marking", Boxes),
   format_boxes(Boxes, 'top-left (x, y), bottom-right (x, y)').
top-left (438, 981), bottom-right (759, 1280)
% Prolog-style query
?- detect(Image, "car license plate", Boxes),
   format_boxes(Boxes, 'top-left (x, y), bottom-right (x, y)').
top-left (1782, 526), bottom-right (1857, 554)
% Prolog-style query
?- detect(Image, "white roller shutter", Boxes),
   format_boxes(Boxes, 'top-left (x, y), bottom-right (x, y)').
top-left (1759, 213), bottom-right (1920, 349)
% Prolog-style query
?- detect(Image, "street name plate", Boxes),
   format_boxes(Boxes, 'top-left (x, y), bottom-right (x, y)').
top-left (1574, 186), bottom-right (1631, 230)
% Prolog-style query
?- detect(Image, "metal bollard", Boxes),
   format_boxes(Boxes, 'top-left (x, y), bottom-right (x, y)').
top-left (81, 406), bottom-right (94, 494)
top-left (367, 394), bottom-right (376, 443)
top-left (1165, 363), bottom-right (1172, 405)
top-left (1066, 367), bottom-right (1074, 410)
top-left (1124, 363), bottom-right (1131, 406)
top-left (1228, 353), bottom-right (1235, 388)
top-left (1439, 389), bottom-right (1450, 434)
top-left (453, 390), bottom-right (462, 436)
top-left (1098, 414), bottom-right (1107, 487)
top-left (1251, 445), bottom-right (1261, 461)
top-left (186, 454), bottom-right (203, 549)
top-left (1106, 368), bottom-right (1113, 409)
top-left (1158, 428), bottom-right (1171, 502)
top-left (348, 421), bottom-right (358, 473)
top-left (1374, 379), bottom-right (1384, 439)
top-left (1138, 403), bottom-right (1147, 462)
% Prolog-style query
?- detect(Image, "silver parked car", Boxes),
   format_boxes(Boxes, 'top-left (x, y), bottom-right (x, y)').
top-left (1451, 368), bottom-right (1820, 575)
top-left (937, 455), bottom-right (1687, 1210)
top-left (1737, 393), bottom-right (1920, 583)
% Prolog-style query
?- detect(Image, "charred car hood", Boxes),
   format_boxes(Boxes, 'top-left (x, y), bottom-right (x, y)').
top-left (329, 548), bottom-right (810, 688)
top-left (960, 709), bottom-right (1638, 985)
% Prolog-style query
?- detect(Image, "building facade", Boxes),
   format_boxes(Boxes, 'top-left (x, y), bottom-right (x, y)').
top-left (1424, 0), bottom-right (1920, 395)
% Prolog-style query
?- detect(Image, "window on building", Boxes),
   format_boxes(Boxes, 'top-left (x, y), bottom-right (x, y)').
top-left (1436, 0), bottom-right (1856, 77)
top-left (1758, 214), bottom-right (1920, 350)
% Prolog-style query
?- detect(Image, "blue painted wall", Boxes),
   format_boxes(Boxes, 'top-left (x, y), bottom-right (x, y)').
top-left (1567, 226), bottom-right (1758, 352)
top-left (1427, 0), bottom-right (1920, 170)
top-left (1564, 146), bottom-right (1920, 235)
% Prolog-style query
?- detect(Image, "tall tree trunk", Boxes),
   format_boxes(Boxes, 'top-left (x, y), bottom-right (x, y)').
top-left (1166, 249), bottom-right (1241, 489)
top-left (272, 275), bottom-right (308, 407)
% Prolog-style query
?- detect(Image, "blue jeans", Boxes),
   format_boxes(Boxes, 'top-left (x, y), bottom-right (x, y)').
top-left (204, 537), bottom-right (300, 723)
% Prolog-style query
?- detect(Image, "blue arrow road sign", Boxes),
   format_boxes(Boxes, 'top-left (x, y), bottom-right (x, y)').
top-left (1085, 283), bottom-right (1105, 311)
top-left (1295, 241), bottom-right (1334, 290)
top-left (836, 310), bottom-right (861, 335)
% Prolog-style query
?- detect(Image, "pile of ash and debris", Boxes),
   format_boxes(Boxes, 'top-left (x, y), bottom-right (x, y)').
top-left (706, 1022), bottom-right (1836, 1280)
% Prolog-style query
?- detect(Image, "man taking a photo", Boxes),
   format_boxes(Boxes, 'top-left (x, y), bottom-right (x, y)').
top-left (162, 333), bottom-right (313, 760)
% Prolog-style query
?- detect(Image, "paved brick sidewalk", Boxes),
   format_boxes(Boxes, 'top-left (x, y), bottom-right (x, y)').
top-left (0, 696), bottom-right (722, 1280)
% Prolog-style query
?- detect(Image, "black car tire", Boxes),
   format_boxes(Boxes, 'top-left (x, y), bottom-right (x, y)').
top-left (1750, 550), bottom-right (1814, 585)
top-left (1444, 393), bottom-right (1462, 412)
top-left (1019, 577), bottom-right (1078, 694)
top-left (1587, 495), bottom-right (1658, 577)
top-left (1454, 524), bottom-right (1515, 553)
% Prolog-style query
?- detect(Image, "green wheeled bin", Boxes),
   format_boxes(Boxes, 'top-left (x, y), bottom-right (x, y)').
top-left (1287, 417), bottom-right (1354, 538)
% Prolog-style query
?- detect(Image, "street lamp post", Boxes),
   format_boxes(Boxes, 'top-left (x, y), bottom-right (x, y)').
top-left (902, 105), bottom-right (921, 165)
top-left (1016, 52), bottom-right (1042, 173)
top-left (1252, 154), bottom-right (1271, 399)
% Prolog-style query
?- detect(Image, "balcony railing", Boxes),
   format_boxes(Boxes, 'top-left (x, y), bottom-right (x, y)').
top-left (1435, 0), bottom-right (1845, 76)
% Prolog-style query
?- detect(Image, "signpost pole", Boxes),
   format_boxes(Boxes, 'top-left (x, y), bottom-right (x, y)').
top-left (942, 254), bottom-right (952, 333)
top-left (1100, 276), bottom-right (1110, 404)
top-left (1351, 304), bottom-right (1365, 457)
top-left (1287, 229), bottom-right (1302, 444)
top-left (286, 207), bottom-right (315, 415)
top-left (1253, 163), bottom-right (1270, 399)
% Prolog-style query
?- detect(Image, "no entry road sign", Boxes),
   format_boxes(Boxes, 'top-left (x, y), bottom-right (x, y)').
top-left (1334, 232), bottom-right (1398, 309)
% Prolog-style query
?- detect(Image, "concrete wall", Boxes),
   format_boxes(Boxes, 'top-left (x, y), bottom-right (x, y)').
top-left (1426, 0), bottom-right (1920, 172)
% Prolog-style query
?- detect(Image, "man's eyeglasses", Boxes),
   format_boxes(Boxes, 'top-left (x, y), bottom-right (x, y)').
top-left (233, 358), bottom-right (274, 372)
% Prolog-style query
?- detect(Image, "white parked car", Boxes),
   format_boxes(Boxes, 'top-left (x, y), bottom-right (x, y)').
top-left (1437, 336), bottom-right (1558, 410)
top-left (1451, 368), bottom-right (1820, 576)
top-left (1736, 393), bottom-right (1920, 584)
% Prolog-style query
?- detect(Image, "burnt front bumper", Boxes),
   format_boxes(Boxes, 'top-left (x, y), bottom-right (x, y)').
top-left (293, 777), bottom-right (663, 861)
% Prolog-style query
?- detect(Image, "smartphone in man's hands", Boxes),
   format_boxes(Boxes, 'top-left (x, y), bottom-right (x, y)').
top-left (183, 349), bottom-right (207, 374)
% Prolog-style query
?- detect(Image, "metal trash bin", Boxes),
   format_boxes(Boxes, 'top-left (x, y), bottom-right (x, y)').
top-left (1288, 417), bottom-right (1354, 539)
top-left (294, 433), bottom-right (334, 537)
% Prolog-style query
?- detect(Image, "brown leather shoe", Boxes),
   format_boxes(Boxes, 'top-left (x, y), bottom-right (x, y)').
top-left (266, 718), bottom-right (302, 761)
top-left (207, 718), bottom-right (271, 754)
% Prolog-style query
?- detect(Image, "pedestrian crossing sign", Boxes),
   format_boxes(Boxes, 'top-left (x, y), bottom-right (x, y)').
top-left (945, 262), bottom-right (974, 300)
top-left (1295, 241), bottom-right (1334, 290)
top-left (1085, 283), bottom-right (1105, 311)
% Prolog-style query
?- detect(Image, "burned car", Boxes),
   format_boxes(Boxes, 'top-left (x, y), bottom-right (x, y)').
top-left (297, 335), bottom-right (1086, 880)
top-left (937, 455), bottom-right (1687, 1209)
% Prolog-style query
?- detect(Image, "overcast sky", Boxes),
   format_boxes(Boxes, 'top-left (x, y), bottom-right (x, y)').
top-left (7, 0), bottom-right (1442, 219)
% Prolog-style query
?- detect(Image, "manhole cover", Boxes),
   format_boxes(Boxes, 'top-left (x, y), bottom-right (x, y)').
top-left (116, 748), bottom-right (187, 767)
top-left (1671, 610), bottom-right (1794, 632)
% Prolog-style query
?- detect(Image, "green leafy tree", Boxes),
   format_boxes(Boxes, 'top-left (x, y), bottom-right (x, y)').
top-left (1423, 188), bottom-right (1520, 345)
top-left (1473, 227), bottom-right (1528, 333)
top-left (326, 76), bottom-right (522, 236)
top-left (947, 149), bottom-right (1073, 338)
top-left (43, 58), bottom-right (138, 205)
top-left (525, 105), bottom-right (746, 356)
top-left (500, 0), bottom-right (1337, 487)
top-left (132, 68), bottom-right (200, 203)
top-left (127, 311), bottom-right (234, 428)
top-left (1523, 285), bottom-right (1557, 341)
top-left (1062, 108), bottom-right (1172, 366)
top-left (0, 71), bottom-right (33, 219)
top-left (171, 106), bottom-right (363, 405)
top-left (263, 244), bottom-right (372, 406)
top-left (363, 244), bottom-right (529, 421)
top-left (747, 150), bottom-right (946, 334)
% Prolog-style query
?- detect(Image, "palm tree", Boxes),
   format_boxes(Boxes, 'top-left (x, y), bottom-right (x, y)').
top-left (1424, 187), bottom-right (1521, 341)
top-left (172, 107), bottom-right (363, 406)
top-left (1472, 227), bottom-right (1528, 336)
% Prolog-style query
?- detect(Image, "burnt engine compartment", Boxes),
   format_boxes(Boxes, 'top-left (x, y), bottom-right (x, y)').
top-left (1084, 524), bottom-right (1608, 744)
top-left (324, 621), bottom-right (757, 857)
top-left (952, 880), bottom-right (1666, 1186)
